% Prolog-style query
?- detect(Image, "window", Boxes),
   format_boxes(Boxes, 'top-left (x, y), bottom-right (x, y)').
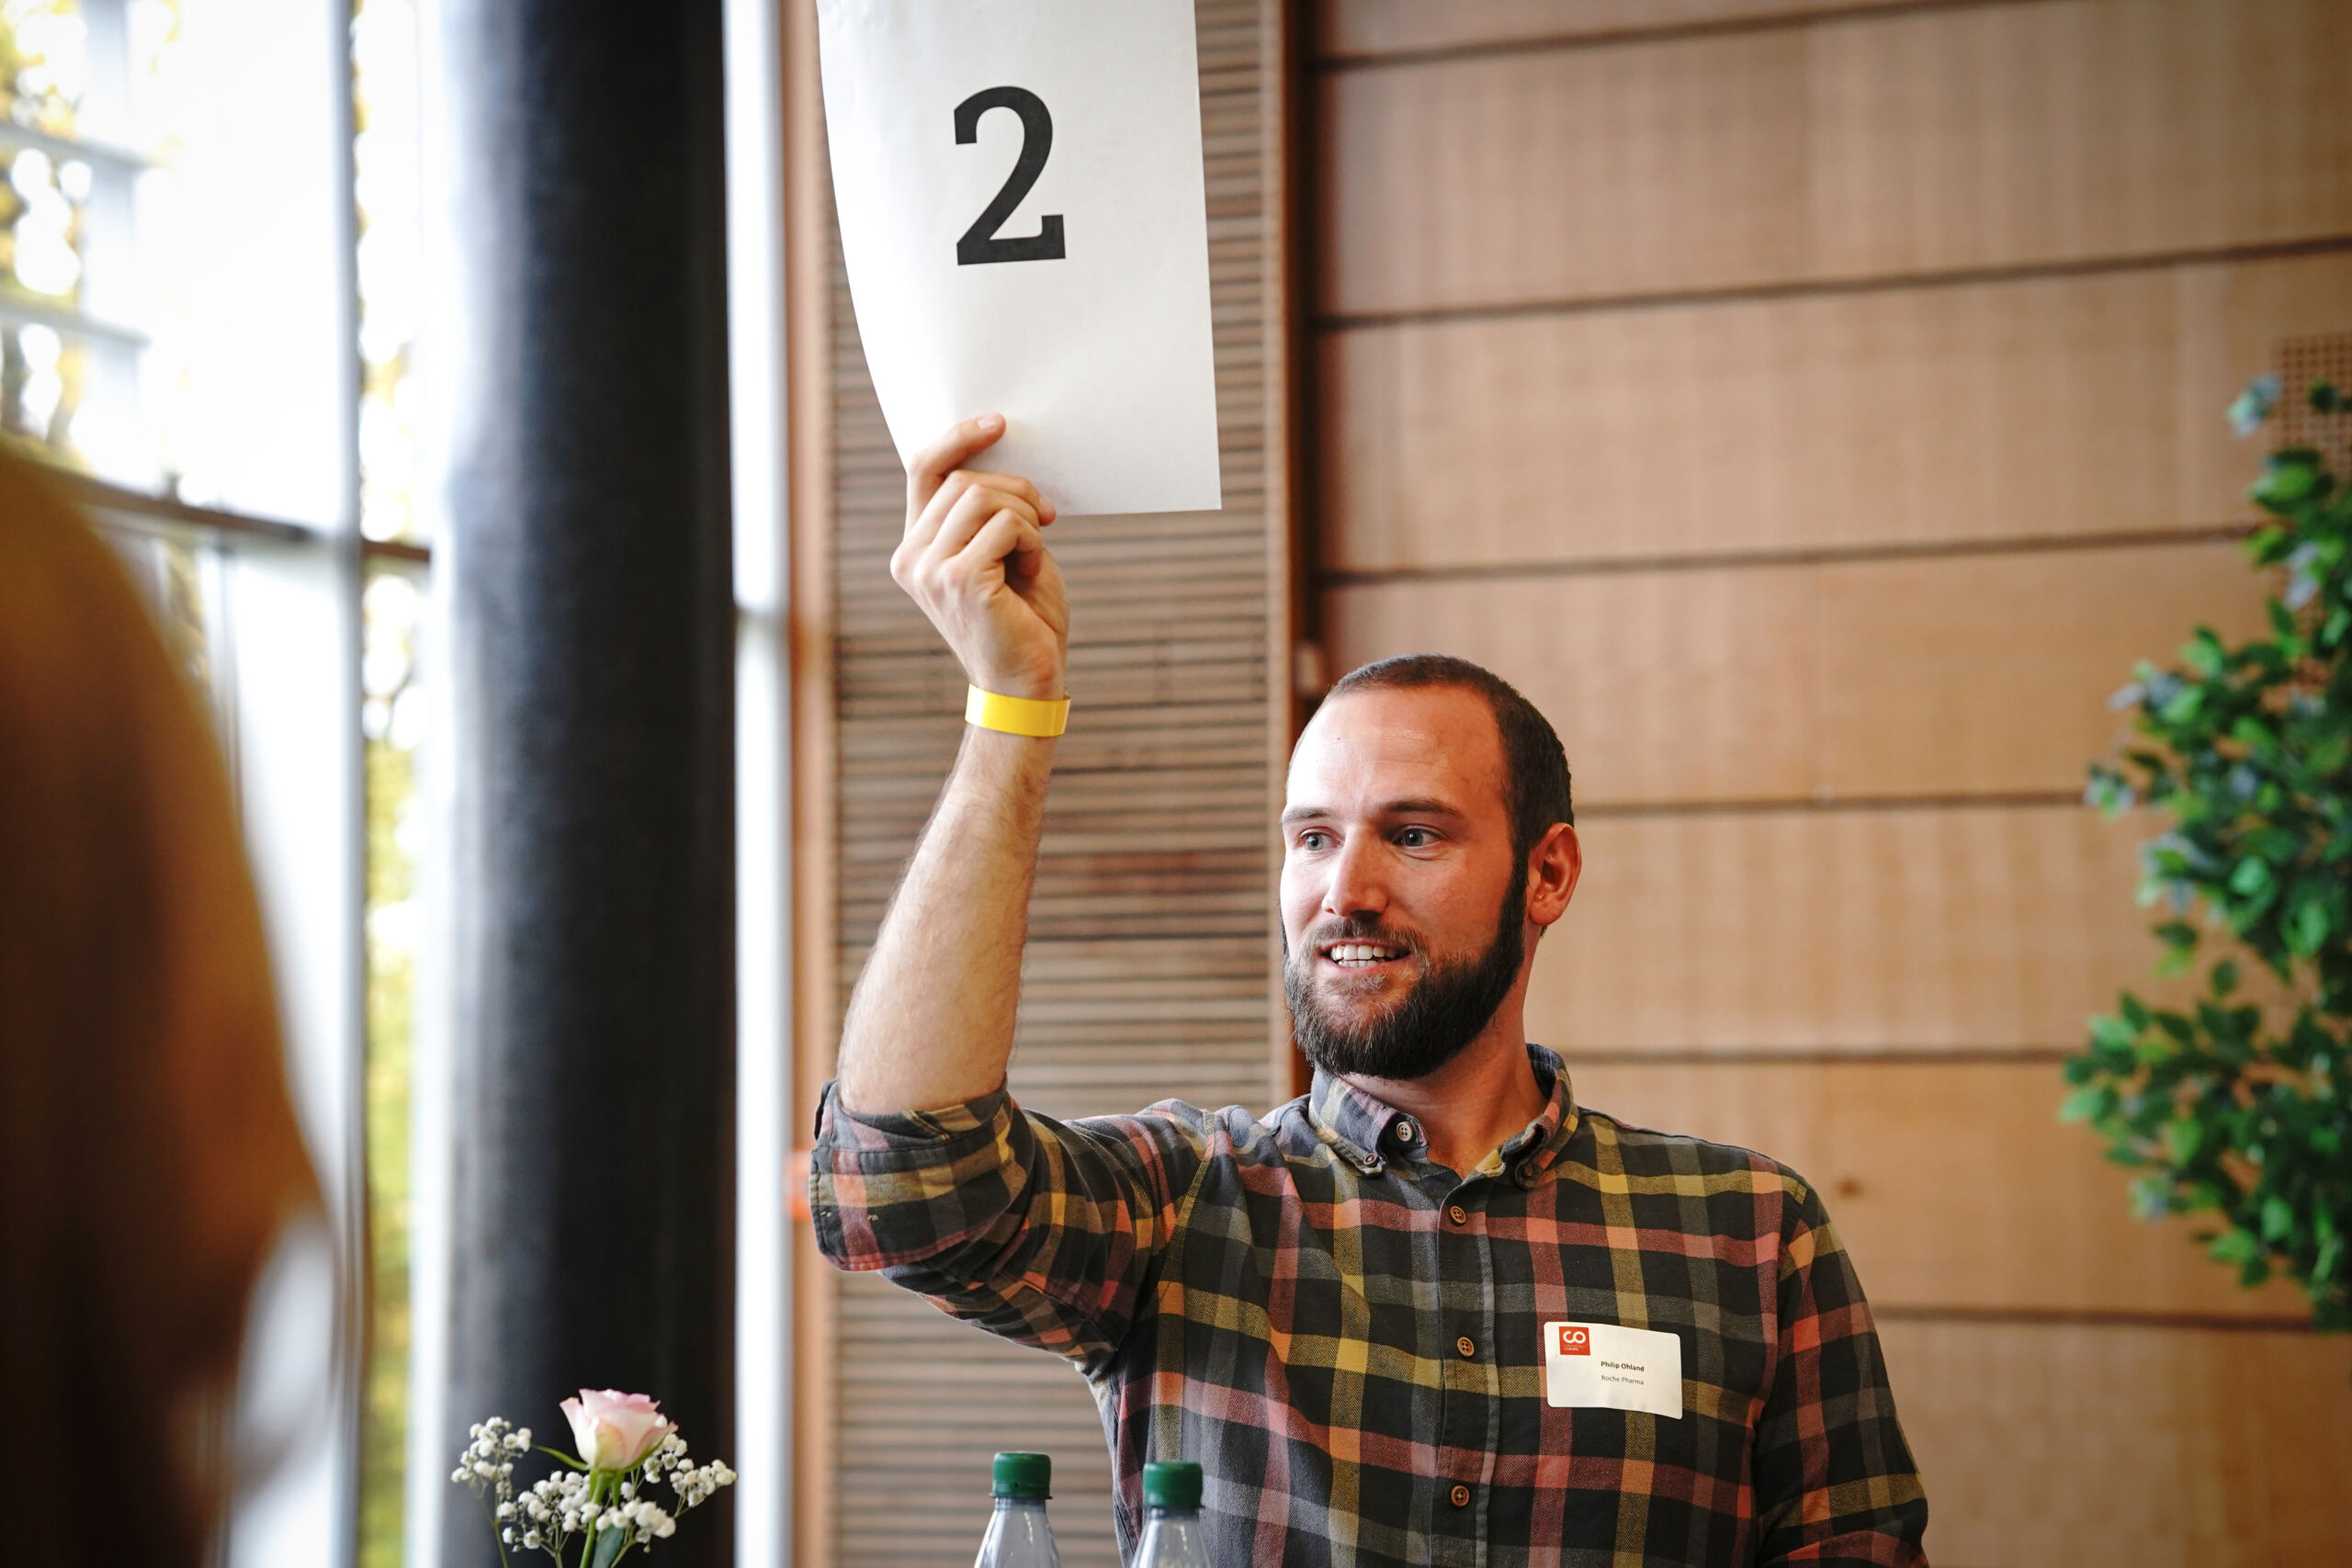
top-left (7, 6), bottom-right (794, 1565)
top-left (3, 4), bottom-right (392, 1564)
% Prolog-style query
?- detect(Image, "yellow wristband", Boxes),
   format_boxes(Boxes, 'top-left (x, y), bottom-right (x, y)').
top-left (965, 685), bottom-right (1070, 739)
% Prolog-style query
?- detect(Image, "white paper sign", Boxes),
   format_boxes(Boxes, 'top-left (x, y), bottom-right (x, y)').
top-left (816, 0), bottom-right (1223, 518)
top-left (1542, 1322), bottom-right (1685, 1420)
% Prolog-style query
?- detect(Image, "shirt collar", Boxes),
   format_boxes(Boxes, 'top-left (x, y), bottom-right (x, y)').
top-left (1305, 1043), bottom-right (1581, 1184)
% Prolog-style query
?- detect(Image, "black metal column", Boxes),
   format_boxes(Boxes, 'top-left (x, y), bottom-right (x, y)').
top-left (436, 3), bottom-right (733, 1564)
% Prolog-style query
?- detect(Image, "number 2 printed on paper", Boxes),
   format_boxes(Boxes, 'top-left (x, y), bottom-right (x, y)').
top-left (956, 86), bottom-right (1065, 265)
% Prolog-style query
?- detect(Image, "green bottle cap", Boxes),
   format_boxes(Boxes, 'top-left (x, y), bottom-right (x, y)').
top-left (1142, 1461), bottom-right (1202, 1510)
top-left (991, 1451), bottom-right (1052, 1499)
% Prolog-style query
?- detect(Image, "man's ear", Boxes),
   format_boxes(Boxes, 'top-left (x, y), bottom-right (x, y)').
top-left (1525, 823), bottom-right (1581, 930)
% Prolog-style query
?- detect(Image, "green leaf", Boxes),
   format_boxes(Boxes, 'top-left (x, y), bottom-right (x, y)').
top-left (2165, 1115), bottom-right (2207, 1164)
top-left (2245, 826), bottom-right (2300, 865)
top-left (2181, 627), bottom-right (2226, 677)
top-left (2210, 1226), bottom-right (2260, 1266)
top-left (2229, 856), bottom-right (2273, 897)
top-left (2060, 1087), bottom-right (2111, 1123)
top-left (2286, 891), bottom-right (2333, 956)
top-left (2312, 378), bottom-right (2344, 414)
top-left (2158, 683), bottom-right (2208, 726)
top-left (2251, 455), bottom-right (2322, 511)
top-left (2261, 1194), bottom-right (2297, 1244)
top-left (2211, 959), bottom-right (2241, 997)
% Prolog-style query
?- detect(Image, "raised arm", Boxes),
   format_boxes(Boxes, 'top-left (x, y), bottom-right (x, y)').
top-left (834, 414), bottom-right (1068, 1113)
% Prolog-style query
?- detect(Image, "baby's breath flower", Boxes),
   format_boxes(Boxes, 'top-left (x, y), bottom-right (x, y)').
top-left (459, 1405), bottom-right (729, 1560)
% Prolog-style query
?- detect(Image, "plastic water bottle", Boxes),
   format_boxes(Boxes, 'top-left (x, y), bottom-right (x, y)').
top-left (973, 1451), bottom-right (1060, 1568)
top-left (1132, 1461), bottom-right (1209, 1567)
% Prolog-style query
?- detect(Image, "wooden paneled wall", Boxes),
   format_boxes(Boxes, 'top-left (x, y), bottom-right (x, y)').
top-left (1310, 1), bottom-right (2352, 1563)
top-left (787, 4), bottom-right (1295, 1564)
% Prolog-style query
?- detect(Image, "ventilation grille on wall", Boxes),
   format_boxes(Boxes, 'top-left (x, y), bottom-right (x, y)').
top-left (2272, 331), bottom-right (2352, 473)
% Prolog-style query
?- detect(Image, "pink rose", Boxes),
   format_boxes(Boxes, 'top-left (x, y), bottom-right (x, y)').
top-left (560, 1389), bottom-right (677, 1471)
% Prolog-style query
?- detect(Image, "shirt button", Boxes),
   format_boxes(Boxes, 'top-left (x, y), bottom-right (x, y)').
top-left (1393, 1118), bottom-right (1418, 1145)
top-left (1455, 1336), bottom-right (1476, 1359)
top-left (1447, 1203), bottom-right (1468, 1225)
top-left (1450, 1483), bottom-right (1471, 1508)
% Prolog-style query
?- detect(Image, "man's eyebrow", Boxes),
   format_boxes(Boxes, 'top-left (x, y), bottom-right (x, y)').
top-left (1380, 797), bottom-right (1466, 819)
top-left (1279, 798), bottom-right (1467, 829)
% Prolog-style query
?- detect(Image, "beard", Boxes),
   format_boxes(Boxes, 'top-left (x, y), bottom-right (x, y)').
top-left (1283, 860), bottom-right (1528, 1084)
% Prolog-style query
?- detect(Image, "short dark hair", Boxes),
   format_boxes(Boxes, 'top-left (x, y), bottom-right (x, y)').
top-left (1321, 653), bottom-right (1573, 859)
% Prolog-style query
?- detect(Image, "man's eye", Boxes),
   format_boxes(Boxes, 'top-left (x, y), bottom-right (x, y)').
top-left (1297, 830), bottom-right (1331, 851)
top-left (1396, 828), bottom-right (1434, 848)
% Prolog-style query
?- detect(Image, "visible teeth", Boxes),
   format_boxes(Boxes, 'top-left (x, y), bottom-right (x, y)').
top-left (1329, 942), bottom-right (1403, 963)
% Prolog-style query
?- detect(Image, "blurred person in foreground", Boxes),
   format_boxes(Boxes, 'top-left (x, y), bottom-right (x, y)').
top-left (0, 452), bottom-right (320, 1565)
top-left (809, 418), bottom-right (1930, 1566)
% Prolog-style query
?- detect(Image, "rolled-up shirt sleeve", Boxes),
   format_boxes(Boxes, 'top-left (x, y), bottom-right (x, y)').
top-left (808, 1080), bottom-right (1211, 1371)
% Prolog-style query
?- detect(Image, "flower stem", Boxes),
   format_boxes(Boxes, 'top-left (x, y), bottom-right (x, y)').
top-left (477, 1494), bottom-right (511, 1568)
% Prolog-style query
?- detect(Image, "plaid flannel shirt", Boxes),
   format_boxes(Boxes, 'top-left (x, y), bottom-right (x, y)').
top-left (811, 1045), bottom-right (1929, 1566)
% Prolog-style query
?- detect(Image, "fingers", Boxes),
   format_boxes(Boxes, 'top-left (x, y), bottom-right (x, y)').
top-left (956, 470), bottom-right (1052, 525)
top-left (905, 467), bottom-right (1053, 557)
top-left (923, 483), bottom-right (1042, 570)
top-left (962, 506), bottom-right (1048, 586)
top-left (890, 479), bottom-right (1036, 591)
top-left (906, 414), bottom-right (1007, 516)
top-left (954, 510), bottom-right (1061, 645)
top-left (899, 468), bottom-right (1046, 564)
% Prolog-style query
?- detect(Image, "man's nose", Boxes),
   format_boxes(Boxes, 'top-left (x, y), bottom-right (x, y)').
top-left (1321, 834), bottom-right (1389, 920)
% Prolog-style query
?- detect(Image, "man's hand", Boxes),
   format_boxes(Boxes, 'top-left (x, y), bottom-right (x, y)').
top-left (891, 414), bottom-right (1069, 700)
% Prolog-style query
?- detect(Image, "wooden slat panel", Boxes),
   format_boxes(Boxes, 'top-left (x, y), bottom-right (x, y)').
top-left (1567, 1060), bottom-right (2306, 1317)
top-left (1322, 0), bottom-right (2352, 315)
top-left (1810, 547), bottom-right (2267, 800)
top-left (1320, 253), bottom-right (2352, 572)
top-left (1317, 0), bottom-right (1928, 58)
top-left (1321, 541), bottom-right (2269, 807)
top-left (831, 1276), bottom-right (1122, 1568)
top-left (1327, 558), bottom-right (1815, 802)
top-left (1879, 1319), bottom-right (2352, 1567)
top-left (1530, 804), bottom-right (2162, 1050)
top-left (820, 5), bottom-right (1288, 1564)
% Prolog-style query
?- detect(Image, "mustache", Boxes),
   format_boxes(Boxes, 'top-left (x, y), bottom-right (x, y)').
top-left (1293, 914), bottom-right (1425, 957)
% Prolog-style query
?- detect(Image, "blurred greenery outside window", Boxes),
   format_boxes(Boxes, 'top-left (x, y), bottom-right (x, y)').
top-left (3, 5), bottom-right (425, 1565)
top-left (1, 0), bottom-right (171, 473)
top-left (355, 0), bottom-right (423, 1564)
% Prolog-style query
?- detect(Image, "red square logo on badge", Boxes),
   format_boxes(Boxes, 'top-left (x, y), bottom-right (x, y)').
top-left (1555, 1325), bottom-right (1591, 1357)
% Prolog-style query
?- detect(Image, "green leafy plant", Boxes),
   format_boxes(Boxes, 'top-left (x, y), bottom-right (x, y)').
top-left (2069, 373), bottom-right (2352, 1332)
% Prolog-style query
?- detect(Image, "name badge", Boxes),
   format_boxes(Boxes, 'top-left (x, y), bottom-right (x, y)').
top-left (1541, 1322), bottom-right (1684, 1419)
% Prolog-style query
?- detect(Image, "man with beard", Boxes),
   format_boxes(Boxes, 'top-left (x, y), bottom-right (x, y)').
top-left (810, 418), bottom-right (1930, 1566)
